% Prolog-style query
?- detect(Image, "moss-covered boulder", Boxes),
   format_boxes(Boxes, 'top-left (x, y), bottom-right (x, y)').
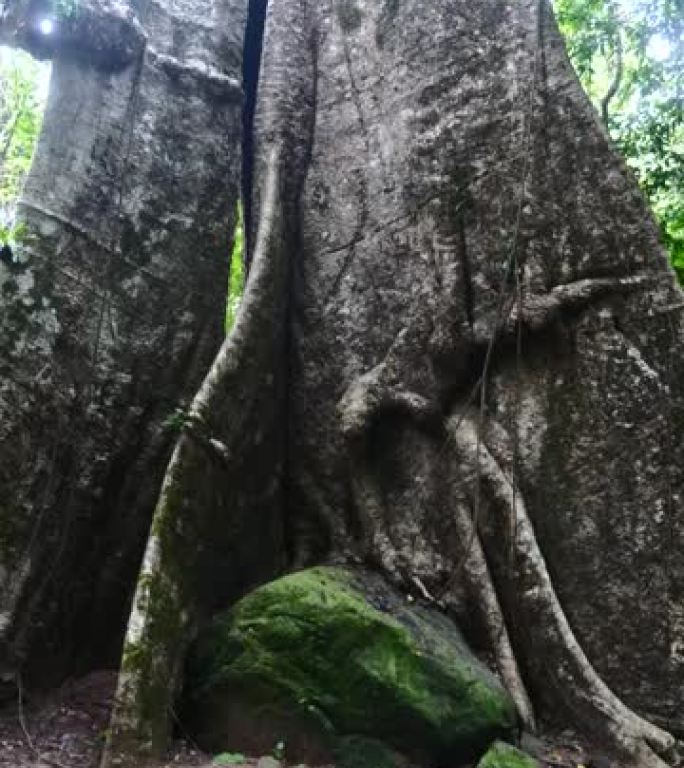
top-left (183, 567), bottom-right (516, 765)
top-left (477, 741), bottom-right (539, 768)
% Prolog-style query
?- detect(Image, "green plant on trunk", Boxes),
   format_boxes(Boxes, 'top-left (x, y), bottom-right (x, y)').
top-left (225, 204), bottom-right (245, 332)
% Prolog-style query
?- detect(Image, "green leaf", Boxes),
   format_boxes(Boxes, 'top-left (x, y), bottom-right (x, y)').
top-left (162, 408), bottom-right (188, 432)
top-left (225, 202), bottom-right (245, 333)
top-left (552, 0), bottom-right (683, 279)
top-left (0, 49), bottom-right (48, 206)
top-left (213, 752), bottom-right (246, 766)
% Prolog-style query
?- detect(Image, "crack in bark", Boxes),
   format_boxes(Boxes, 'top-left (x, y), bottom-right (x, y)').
top-left (457, 207), bottom-right (475, 329)
top-left (323, 1), bottom-right (371, 306)
top-left (242, 0), bottom-right (270, 264)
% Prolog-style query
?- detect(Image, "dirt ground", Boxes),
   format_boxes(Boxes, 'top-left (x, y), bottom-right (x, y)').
top-left (0, 671), bottom-right (625, 768)
top-left (0, 671), bottom-right (205, 768)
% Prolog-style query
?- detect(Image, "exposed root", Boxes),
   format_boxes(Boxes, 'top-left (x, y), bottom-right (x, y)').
top-left (338, 354), bottom-right (675, 768)
top-left (102, 148), bottom-right (290, 766)
top-left (451, 412), bottom-right (675, 768)
top-left (445, 415), bottom-right (535, 731)
top-left (338, 338), bottom-right (438, 443)
top-left (182, 414), bottom-right (231, 466)
top-left (339, 371), bottom-right (438, 574)
top-left (453, 518), bottom-right (536, 732)
top-left (339, 373), bottom-right (536, 730)
top-left (472, 274), bottom-right (659, 344)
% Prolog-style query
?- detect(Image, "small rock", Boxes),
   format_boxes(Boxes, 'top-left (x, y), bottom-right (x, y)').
top-left (519, 732), bottom-right (546, 758)
top-left (256, 757), bottom-right (281, 768)
top-left (588, 757), bottom-right (614, 768)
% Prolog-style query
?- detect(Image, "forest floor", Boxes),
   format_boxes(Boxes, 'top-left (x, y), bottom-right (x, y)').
top-left (0, 671), bottom-right (618, 768)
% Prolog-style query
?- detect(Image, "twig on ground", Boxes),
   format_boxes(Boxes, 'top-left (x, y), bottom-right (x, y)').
top-left (16, 674), bottom-right (73, 768)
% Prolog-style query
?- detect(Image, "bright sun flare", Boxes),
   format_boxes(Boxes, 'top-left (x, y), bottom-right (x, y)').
top-left (646, 34), bottom-right (672, 62)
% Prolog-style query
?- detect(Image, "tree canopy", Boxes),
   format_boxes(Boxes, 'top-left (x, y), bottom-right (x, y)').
top-left (0, 2), bottom-right (681, 276)
top-left (0, 46), bottom-right (49, 244)
top-left (553, 0), bottom-right (683, 281)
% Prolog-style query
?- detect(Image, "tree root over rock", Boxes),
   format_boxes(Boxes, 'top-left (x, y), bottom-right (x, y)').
top-left (449, 413), bottom-right (675, 768)
top-left (338, 366), bottom-right (676, 768)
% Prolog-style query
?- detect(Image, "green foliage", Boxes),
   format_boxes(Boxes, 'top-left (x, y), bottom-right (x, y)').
top-left (0, 220), bottom-right (27, 247)
top-left (0, 48), bottom-right (47, 207)
top-left (225, 204), bottom-right (245, 333)
top-left (553, 0), bottom-right (683, 282)
top-left (271, 740), bottom-right (286, 760)
top-left (162, 407), bottom-right (189, 433)
top-left (616, 99), bottom-right (684, 279)
top-left (53, 0), bottom-right (79, 19)
top-left (212, 752), bottom-right (246, 765)
top-left (476, 741), bottom-right (538, 768)
top-left (0, 47), bottom-right (49, 254)
top-left (554, 0), bottom-right (621, 94)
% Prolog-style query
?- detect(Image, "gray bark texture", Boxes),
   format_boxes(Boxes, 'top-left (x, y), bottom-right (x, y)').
top-left (105, 0), bottom-right (684, 764)
top-left (7, 0), bottom-right (680, 765)
top-left (111, 0), bottom-right (684, 763)
top-left (275, 0), bottom-right (683, 744)
top-left (1, 0), bottom-right (684, 768)
top-left (0, 0), bottom-right (245, 686)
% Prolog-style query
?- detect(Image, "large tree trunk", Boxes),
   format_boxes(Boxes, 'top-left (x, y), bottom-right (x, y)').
top-left (103, 2), bottom-right (314, 753)
top-left (0, 0), bottom-right (246, 687)
top-left (107, 0), bottom-right (683, 764)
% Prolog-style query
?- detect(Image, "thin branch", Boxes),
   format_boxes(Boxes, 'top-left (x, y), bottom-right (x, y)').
top-left (601, 25), bottom-right (624, 126)
top-left (16, 674), bottom-right (71, 768)
top-left (16, 673), bottom-right (35, 753)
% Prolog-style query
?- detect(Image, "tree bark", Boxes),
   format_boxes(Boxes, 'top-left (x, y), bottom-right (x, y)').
top-left (103, 0), bottom-right (684, 764)
top-left (0, 0), bottom-right (246, 687)
top-left (104, 0), bottom-right (316, 753)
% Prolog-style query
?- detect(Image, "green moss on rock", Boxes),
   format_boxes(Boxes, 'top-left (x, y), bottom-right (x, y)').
top-left (184, 567), bottom-right (516, 764)
top-left (477, 741), bottom-right (539, 768)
